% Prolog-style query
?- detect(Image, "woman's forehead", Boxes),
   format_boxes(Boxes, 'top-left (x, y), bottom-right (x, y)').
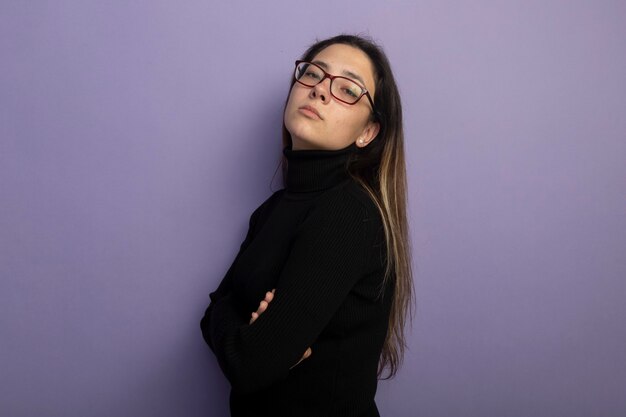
top-left (311, 44), bottom-right (376, 91)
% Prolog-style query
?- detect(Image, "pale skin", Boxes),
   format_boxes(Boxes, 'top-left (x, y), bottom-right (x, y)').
top-left (283, 43), bottom-right (380, 151)
top-left (249, 43), bottom-right (381, 369)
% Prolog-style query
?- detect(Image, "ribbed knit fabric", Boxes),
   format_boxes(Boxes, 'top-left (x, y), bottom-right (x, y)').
top-left (201, 142), bottom-right (393, 417)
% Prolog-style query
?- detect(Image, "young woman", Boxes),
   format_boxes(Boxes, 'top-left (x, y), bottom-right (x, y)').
top-left (201, 34), bottom-right (413, 417)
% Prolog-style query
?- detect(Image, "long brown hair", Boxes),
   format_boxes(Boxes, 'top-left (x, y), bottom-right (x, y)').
top-left (280, 34), bottom-right (414, 379)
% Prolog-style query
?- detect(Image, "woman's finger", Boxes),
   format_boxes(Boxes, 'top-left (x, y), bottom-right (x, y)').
top-left (250, 290), bottom-right (276, 325)
top-left (289, 347), bottom-right (312, 370)
top-left (249, 312), bottom-right (259, 325)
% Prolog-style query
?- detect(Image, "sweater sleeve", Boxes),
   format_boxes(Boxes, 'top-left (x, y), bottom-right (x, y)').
top-left (200, 191), bottom-right (282, 352)
top-left (208, 190), bottom-right (382, 393)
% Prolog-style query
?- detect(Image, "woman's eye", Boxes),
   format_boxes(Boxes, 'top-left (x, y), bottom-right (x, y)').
top-left (342, 88), bottom-right (358, 98)
top-left (305, 71), bottom-right (321, 80)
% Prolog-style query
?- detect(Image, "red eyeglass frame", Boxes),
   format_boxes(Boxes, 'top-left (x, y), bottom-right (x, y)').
top-left (294, 60), bottom-right (376, 111)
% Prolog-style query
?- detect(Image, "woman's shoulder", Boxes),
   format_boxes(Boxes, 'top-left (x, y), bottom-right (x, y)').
top-left (248, 189), bottom-right (285, 224)
top-left (314, 179), bottom-right (383, 225)
top-left (302, 180), bottom-right (385, 258)
top-left (331, 178), bottom-right (379, 209)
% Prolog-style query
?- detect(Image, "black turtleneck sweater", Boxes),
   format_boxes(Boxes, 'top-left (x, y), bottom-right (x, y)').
top-left (200, 143), bottom-right (393, 417)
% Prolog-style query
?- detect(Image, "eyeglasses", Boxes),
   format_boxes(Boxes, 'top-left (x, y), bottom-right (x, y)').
top-left (293, 60), bottom-right (375, 110)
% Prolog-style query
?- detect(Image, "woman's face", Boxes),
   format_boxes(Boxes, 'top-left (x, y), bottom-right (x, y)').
top-left (284, 44), bottom-right (380, 151)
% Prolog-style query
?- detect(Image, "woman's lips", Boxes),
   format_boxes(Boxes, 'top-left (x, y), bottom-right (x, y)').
top-left (298, 105), bottom-right (322, 119)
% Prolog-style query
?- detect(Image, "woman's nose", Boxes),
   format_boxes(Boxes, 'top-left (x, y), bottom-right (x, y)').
top-left (309, 79), bottom-right (331, 103)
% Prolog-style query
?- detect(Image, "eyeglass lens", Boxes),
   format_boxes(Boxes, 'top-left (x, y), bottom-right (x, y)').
top-left (295, 62), bottom-right (364, 104)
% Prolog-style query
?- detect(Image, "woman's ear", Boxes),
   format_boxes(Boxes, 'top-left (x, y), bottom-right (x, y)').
top-left (356, 121), bottom-right (380, 148)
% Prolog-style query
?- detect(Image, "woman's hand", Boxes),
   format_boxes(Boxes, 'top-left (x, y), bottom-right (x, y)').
top-left (289, 347), bottom-right (312, 369)
top-left (249, 289), bottom-right (312, 368)
top-left (249, 289), bottom-right (275, 324)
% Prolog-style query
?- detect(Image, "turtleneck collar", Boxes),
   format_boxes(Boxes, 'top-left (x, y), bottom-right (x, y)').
top-left (283, 142), bottom-right (357, 193)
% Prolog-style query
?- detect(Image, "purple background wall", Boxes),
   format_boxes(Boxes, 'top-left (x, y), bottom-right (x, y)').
top-left (1, 1), bottom-right (624, 416)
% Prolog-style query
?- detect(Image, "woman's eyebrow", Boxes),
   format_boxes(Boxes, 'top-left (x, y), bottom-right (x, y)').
top-left (312, 60), bottom-right (368, 88)
top-left (343, 70), bottom-right (367, 88)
